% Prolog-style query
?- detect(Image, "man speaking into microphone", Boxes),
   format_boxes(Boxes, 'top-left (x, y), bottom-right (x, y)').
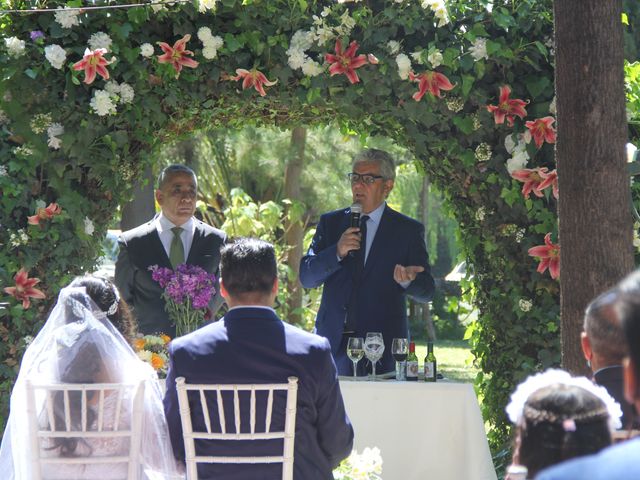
top-left (300, 149), bottom-right (435, 376)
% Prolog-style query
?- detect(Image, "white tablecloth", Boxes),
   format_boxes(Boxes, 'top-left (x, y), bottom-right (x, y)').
top-left (339, 380), bottom-right (497, 480)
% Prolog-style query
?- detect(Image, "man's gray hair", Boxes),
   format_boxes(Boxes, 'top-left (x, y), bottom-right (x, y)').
top-left (352, 148), bottom-right (396, 180)
top-left (584, 288), bottom-right (627, 363)
top-left (157, 164), bottom-right (197, 189)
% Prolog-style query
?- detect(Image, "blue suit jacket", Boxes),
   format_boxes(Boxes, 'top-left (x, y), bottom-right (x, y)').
top-left (163, 307), bottom-right (354, 480)
top-left (536, 438), bottom-right (640, 479)
top-left (299, 205), bottom-right (435, 375)
top-left (115, 217), bottom-right (226, 336)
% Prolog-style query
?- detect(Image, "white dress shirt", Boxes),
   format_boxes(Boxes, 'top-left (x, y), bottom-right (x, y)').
top-left (155, 213), bottom-right (195, 261)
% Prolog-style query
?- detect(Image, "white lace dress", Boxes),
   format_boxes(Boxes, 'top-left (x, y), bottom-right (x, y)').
top-left (42, 392), bottom-right (131, 480)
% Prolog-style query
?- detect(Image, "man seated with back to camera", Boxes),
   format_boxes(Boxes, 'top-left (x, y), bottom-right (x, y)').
top-left (163, 237), bottom-right (353, 480)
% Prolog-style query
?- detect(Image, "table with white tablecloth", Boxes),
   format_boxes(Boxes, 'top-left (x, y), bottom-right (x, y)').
top-left (339, 379), bottom-right (497, 480)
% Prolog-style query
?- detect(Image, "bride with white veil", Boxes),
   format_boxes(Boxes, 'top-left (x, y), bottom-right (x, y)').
top-left (0, 279), bottom-right (183, 479)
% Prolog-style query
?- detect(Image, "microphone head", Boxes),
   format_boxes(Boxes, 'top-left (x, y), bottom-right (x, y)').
top-left (350, 203), bottom-right (362, 214)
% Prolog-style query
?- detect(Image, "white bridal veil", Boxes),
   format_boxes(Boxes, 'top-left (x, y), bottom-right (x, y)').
top-left (0, 285), bottom-right (183, 479)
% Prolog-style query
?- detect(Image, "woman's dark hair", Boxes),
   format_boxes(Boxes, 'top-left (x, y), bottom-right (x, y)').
top-left (72, 275), bottom-right (136, 343)
top-left (515, 383), bottom-right (612, 477)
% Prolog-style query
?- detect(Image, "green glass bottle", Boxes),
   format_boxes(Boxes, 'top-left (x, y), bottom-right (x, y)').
top-left (424, 341), bottom-right (437, 382)
top-left (406, 342), bottom-right (419, 381)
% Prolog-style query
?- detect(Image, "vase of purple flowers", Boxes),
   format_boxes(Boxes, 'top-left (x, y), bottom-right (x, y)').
top-left (149, 264), bottom-right (217, 337)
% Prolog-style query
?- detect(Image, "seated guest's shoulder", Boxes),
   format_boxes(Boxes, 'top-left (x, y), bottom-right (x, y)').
top-left (169, 321), bottom-right (225, 351)
top-left (282, 322), bottom-right (331, 353)
top-left (537, 438), bottom-right (640, 479)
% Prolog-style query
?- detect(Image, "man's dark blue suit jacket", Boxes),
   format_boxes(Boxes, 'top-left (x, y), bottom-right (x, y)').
top-left (163, 307), bottom-right (354, 479)
top-left (299, 204), bottom-right (435, 375)
top-left (536, 437), bottom-right (640, 479)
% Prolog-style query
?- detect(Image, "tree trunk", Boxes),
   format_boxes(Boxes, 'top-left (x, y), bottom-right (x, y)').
top-left (554, 0), bottom-right (634, 373)
top-left (419, 175), bottom-right (437, 341)
top-left (284, 127), bottom-right (306, 326)
top-left (120, 166), bottom-right (155, 231)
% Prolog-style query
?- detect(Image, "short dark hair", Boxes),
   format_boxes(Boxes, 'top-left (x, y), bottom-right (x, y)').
top-left (157, 164), bottom-right (197, 189)
top-left (583, 288), bottom-right (627, 363)
top-left (220, 238), bottom-right (277, 297)
top-left (517, 384), bottom-right (612, 478)
top-left (615, 269), bottom-right (640, 373)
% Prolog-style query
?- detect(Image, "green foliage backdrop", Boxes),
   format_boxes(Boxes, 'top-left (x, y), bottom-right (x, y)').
top-left (1, 0), bottom-right (563, 460)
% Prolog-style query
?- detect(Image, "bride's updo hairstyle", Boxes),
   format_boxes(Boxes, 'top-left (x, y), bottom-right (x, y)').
top-left (505, 369), bottom-right (621, 479)
top-left (70, 275), bottom-right (136, 343)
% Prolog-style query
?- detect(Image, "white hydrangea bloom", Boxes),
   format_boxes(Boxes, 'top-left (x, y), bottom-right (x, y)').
top-left (44, 44), bottom-right (67, 69)
top-left (207, 35), bottom-right (223, 50)
top-left (198, 27), bottom-right (213, 42)
top-left (140, 43), bottom-right (154, 58)
top-left (119, 83), bottom-right (135, 104)
top-left (83, 217), bottom-right (95, 236)
top-left (469, 37), bottom-right (488, 61)
top-left (395, 53), bottom-right (411, 80)
top-left (287, 49), bottom-right (307, 70)
top-left (422, 0), bottom-right (450, 26)
top-left (202, 46), bottom-right (218, 60)
top-left (47, 123), bottom-right (64, 150)
top-left (290, 30), bottom-right (314, 51)
top-left (338, 10), bottom-right (356, 34)
top-left (504, 134), bottom-right (517, 154)
top-left (475, 207), bottom-right (486, 222)
top-left (387, 40), bottom-right (401, 55)
top-left (312, 26), bottom-right (334, 46)
top-left (150, 0), bottom-right (166, 13)
top-left (411, 50), bottom-right (424, 64)
top-left (0, 109), bottom-right (8, 125)
top-left (88, 32), bottom-right (112, 51)
top-left (428, 49), bottom-right (443, 68)
top-left (549, 96), bottom-right (557, 115)
top-left (104, 81), bottom-right (121, 95)
top-left (0, 165), bottom-right (7, 176)
top-left (5, 37), bottom-right (26, 57)
top-left (90, 90), bottom-right (117, 116)
top-left (301, 59), bottom-right (324, 76)
top-left (518, 298), bottom-right (532, 312)
top-left (506, 150), bottom-right (530, 174)
top-left (198, 0), bottom-right (217, 12)
top-left (54, 7), bottom-right (80, 29)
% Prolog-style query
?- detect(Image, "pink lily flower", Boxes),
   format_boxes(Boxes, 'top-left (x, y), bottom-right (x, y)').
top-left (528, 233), bottom-right (560, 280)
top-left (325, 39), bottom-right (368, 84)
top-left (408, 71), bottom-right (455, 101)
top-left (157, 34), bottom-right (199, 77)
top-left (538, 169), bottom-right (559, 199)
top-left (28, 202), bottom-right (62, 225)
top-left (526, 116), bottom-right (557, 148)
top-left (3, 268), bottom-right (46, 309)
top-left (486, 86), bottom-right (528, 126)
top-left (510, 168), bottom-right (549, 198)
top-left (72, 48), bottom-right (113, 85)
top-left (230, 68), bottom-right (278, 96)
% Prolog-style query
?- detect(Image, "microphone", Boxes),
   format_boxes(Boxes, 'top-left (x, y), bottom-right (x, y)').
top-left (349, 203), bottom-right (362, 257)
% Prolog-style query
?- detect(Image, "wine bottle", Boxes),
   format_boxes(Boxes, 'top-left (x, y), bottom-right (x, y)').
top-left (424, 341), bottom-right (437, 382)
top-left (406, 342), bottom-right (418, 381)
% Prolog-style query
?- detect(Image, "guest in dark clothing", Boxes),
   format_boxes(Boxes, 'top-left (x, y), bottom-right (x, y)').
top-left (164, 238), bottom-right (353, 479)
top-left (581, 287), bottom-right (638, 429)
top-left (537, 269), bottom-right (640, 480)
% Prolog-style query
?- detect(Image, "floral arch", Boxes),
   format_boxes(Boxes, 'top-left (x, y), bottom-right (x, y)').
top-left (1, 0), bottom-right (558, 453)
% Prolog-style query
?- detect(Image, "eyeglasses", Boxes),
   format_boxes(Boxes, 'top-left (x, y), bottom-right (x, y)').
top-left (347, 173), bottom-right (385, 185)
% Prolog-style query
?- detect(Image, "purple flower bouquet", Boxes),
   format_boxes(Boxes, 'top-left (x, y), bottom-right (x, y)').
top-left (149, 264), bottom-right (216, 337)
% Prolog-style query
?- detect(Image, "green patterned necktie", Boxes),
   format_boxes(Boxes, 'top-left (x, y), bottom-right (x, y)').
top-left (169, 227), bottom-right (185, 269)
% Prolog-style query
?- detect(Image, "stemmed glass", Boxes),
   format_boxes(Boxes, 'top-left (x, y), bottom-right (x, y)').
top-left (346, 337), bottom-right (364, 378)
top-left (391, 338), bottom-right (408, 381)
top-left (363, 332), bottom-right (385, 381)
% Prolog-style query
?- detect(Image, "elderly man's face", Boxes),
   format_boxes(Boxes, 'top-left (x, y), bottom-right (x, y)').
top-left (155, 172), bottom-right (197, 226)
top-left (351, 160), bottom-right (394, 214)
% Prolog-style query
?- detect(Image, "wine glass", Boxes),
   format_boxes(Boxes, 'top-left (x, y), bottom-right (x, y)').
top-left (391, 338), bottom-right (408, 381)
top-left (346, 337), bottom-right (364, 378)
top-left (363, 332), bottom-right (385, 381)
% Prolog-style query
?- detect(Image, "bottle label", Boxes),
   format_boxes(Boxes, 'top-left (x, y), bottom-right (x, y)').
top-left (424, 361), bottom-right (435, 379)
top-left (406, 361), bottom-right (419, 379)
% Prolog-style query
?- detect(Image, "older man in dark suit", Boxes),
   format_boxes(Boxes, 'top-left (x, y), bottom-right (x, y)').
top-left (115, 164), bottom-right (226, 336)
top-left (163, 238), bottom-right (353, 479)
top-left (537, 269), bottom-right (640, 480)
top-left (299, 149), bottom-right (435, 375)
